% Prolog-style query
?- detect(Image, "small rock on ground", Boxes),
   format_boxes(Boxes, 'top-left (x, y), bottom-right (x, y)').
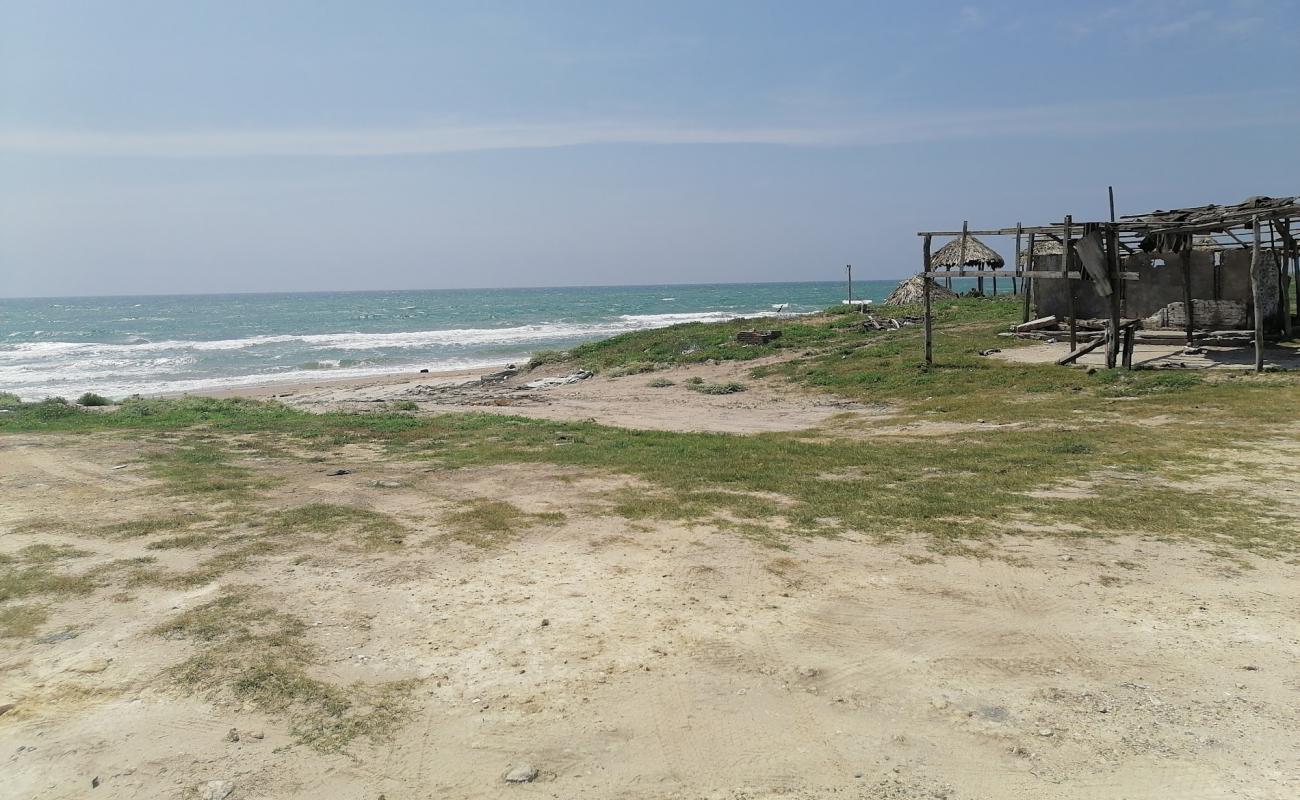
top-left (201, 780), bottom-right (235, 800)
top-left (504, 764), bottom-right (539, 783)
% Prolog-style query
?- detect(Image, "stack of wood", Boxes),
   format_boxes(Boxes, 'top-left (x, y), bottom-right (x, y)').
top-left (735, 330), bottom-right (783, 345)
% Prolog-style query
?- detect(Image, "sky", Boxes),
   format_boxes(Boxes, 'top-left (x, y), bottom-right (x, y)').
top-left (2, 1), bottom-right (1299, 298)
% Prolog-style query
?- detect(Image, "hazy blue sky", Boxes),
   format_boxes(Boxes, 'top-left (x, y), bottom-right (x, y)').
top-left (2, 1), bottom-right (1298, 297)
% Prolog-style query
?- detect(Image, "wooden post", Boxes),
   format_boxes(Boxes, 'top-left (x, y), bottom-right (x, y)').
top-left (959, 221), bottom-right (971, 296)
top-left (1012, 223), bottom-right (1022, 296)
top-left (1252, 216), bottom-right (1264, 373)
top-left (1270, 224), bottom-right (1291, 337)
top-left (1180, 248), bottom-right (1195, 346)
top-left (1105, 224), bottom-right (1122, 368)
top-left (846, 264), bottom-right (853, 305)
top-left (923, 235), bottom-right (934, 365)
top-left (1063, 215), bottom-right (1077, 350)
top-left (1022, 232), bottom-right (1035, 323)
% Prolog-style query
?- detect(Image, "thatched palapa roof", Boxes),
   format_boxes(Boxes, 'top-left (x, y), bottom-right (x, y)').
top-left (1018, 238), bottom-right (1064, 265)
top-left (883, 275), bottom-right (958, 306)
top-left (930, 235), bottom-right (1005, 269)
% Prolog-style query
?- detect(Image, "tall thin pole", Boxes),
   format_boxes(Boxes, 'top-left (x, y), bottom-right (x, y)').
top-left (923, 236), bottom-right (934, 365)
top-left (1106, 224), bottom-right (1122, 368)
top-left (1064, 215), bottom-right (1076, 350)
top-left (1180, 248), bottom-right (1195, 347)
top-left (1108, 185), bottom-right (1123, 316)
top-left (1022, 231), bottom-right (1035, 324)
top-left (1271, 224), bottom-right (1291, 337)
top-left (1012, 223), bottom-right (1022, 296)
top-left (846, 264), bottom-right (853, 305)
top-left (1252, 216), bottom-right (1264, 373)
top-left (960, 221), bottom-right (973, 296)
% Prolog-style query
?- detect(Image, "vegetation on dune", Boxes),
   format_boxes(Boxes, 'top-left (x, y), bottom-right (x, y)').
top-left (77, 392), bottom-right (113, 407)
top-left (554, 316), bottom-right (850, 372)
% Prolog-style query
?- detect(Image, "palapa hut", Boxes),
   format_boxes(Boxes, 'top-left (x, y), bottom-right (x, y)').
top-left (883, 275), bottom-right (957, 306)
top-left (930, 235), bottom-right (1006, 295)
top-left (1018, 238), bottom-right (1063, 265)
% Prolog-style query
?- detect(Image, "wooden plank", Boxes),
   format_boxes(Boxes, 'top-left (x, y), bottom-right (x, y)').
top-left (1056, 334), bottom-right (1107, 366)
top-left (1015, 315), bottom-right (1058, 333)
top-left (1022, 231), bottom-right (1035, 324)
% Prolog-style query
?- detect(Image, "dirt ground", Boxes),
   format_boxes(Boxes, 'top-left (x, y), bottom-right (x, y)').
top-left (3, 415), bottom-right (1298, 800)
top-left (205, 357), bottom-right (878, 434)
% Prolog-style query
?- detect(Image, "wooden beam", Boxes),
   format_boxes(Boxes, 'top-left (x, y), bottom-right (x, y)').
top-left (1022, 231), bottom-right (1035, 324)
top-left (1012, 223), bottom-right (1022, 296)
top-left (1056, 335), bottom-right (1107, 366)
top-left (1064, 215), bottom-right (1077, 350)
top-left (1180, 249), bottom-right (1195, 346)
top-left (1106, 225), bottom-right (1122, 368)
top-left (1271, 223), bottom-right (1291, 338)
top-left (923, 234), bottom-right (933, 366)
top-left (1252, 216), bottom-right (1264, 373)
top-left (922, 270), bottom-right (1079, 279)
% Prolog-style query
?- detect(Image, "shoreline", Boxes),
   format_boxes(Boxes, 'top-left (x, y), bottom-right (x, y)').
top-left (172, 360), bottom-right (516, 401)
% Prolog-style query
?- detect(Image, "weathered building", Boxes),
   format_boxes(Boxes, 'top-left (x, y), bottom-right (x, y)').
top-left (916, 195), bottom-right (1300, 371)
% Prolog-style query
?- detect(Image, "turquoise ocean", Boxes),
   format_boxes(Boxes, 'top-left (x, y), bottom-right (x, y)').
top-left (0, 281), bottom-right (908, 400)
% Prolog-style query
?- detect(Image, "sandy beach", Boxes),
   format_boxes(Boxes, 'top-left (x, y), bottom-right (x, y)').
top-left (187, 353), bottom-right (876, 435)
top-left (3, 302), bottom-right (1299, 800)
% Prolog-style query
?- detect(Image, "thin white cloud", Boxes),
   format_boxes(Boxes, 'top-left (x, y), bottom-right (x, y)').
top-left (0, 93), bottom-right (1294, 158)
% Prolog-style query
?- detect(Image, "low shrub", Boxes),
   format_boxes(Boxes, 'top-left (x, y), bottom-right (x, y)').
top-left (647, 377), bottom-right (675, 388)
top-left (689, 381), bottom-right (747, 395)
top-left (526, 350), bottom-right (568, 370)
top-left (77, 392), bottom-right (113, 407)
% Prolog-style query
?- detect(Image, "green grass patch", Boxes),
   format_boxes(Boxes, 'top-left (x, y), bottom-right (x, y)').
top-left (688, 380), bottom-right (747, 395)
top-left (442, 499), bottom-right (565, 548)
top-left (144, 441), bottom-right (266, 500)
top-left (268, 504), bottom-right (408, 551)
top-left (0, 564), bottom-right (98, 602)
top-left (95, 514), bottom-right (207, 539)
top-left (155, 592), bottom-right (413, 751)
top-left (0, 604), bottom-right (48, 638)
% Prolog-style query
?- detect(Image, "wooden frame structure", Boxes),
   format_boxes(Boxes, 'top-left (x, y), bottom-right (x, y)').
top-left (918, 196), bottom-right (1300, 372)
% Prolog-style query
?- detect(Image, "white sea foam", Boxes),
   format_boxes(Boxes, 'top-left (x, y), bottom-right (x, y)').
top-left (0, 307), bottom-right (787, 399)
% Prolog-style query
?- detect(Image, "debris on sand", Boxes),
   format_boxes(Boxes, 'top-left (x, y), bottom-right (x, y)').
top-left (521, 371), bottom-right (592, 390)
top-left (504, 764), bottom-right (539, 783)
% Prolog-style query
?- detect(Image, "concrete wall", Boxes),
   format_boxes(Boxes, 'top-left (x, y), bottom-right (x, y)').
top-left (1031, 248), bottom-right (1281, 329)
